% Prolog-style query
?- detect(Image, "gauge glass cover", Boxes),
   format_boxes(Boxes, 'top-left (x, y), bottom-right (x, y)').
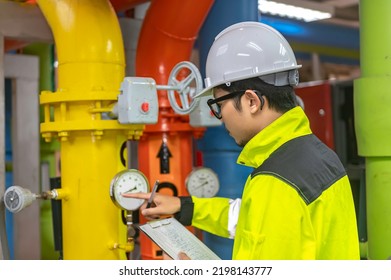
top-left (110, 169), bottom-right (149, 211)
top-left (4, 187), bottom-right (23, 212)
top-left (186, 167), bottom-right (219, 198)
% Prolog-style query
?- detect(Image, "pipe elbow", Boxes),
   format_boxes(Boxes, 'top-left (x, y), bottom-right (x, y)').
top-left (38, 0), bottom-right (124, 61)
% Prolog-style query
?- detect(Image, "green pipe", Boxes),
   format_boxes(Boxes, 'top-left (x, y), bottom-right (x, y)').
top-left (354, 0), bottom-right (391, 259)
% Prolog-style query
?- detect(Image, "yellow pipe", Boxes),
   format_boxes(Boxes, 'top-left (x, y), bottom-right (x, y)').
top-left (37, 0), bottom-right (142, 259)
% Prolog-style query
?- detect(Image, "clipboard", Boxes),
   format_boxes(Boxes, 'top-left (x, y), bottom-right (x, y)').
top-left (138, 217), bottom-right (221, 260)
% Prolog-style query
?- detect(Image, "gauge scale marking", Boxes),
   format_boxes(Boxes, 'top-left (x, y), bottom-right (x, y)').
top-left (110, 169), bottom-right (149, 211)
top-left (186, 167), bottom-right (219, 198)
top-left (3, 185), bottom-right (36, 213)
top-left (5, 188), bottom-right (21, 212)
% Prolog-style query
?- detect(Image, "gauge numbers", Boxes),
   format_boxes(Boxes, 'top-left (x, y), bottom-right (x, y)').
top-left (3, 185), bottom-right (35, 213)
top-left (186, 167), bottom-right (219, 198)
top-left (110, 169), bottom-right (149, 211)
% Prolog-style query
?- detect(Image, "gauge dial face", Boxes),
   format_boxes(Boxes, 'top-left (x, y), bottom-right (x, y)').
top-left (186, 167), bottom-right (219, 198)
top-left (3, 186), bottom-right (35, 213)
top-left (4, 186), bottom-right (23, 213)
top-left (110, 169), bottom-right (149, 211)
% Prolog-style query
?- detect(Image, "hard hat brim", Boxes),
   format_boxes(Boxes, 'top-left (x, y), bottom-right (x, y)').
top-left (193, 64), bottom-right (302, 99)
top-left (193, 86), bottom-right (214, 99)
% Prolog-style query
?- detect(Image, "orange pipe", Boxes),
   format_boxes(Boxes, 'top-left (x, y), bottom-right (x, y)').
top-left (136, 0), bottom-right (213, 108)
top-left (136, 0), bottom-right (213, 131)
top-left (135, 0), bottom-right (214, 259)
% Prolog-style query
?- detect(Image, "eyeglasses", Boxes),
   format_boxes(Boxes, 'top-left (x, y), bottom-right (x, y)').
top-left (207, 90), bottom-right (261, 119)
top-left (207, 91), bottom-right (245, 119)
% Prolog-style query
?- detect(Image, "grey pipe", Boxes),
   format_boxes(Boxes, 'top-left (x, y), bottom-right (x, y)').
top-left (0, 196), bottom-right (10, 259)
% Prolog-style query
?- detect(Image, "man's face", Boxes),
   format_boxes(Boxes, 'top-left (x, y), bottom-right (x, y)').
top-left (212, 89), bottom-right (255, 147)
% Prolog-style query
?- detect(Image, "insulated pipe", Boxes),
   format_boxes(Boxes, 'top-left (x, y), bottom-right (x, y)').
top-left (135, 0), bottom-right (214, 259)
top-left (354, 0), bottom-right (391, 259)
top-left (37, 0), bottom-right (143, 259)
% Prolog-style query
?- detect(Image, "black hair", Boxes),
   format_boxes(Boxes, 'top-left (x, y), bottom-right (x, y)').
top-left (215, 77), bottom-right (298, 113)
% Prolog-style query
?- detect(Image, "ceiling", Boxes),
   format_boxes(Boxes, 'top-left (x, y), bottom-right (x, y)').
top-left (269, 0), bottom-right (359, 28)
top-left (263, 1), bottom-right (360, 81)
top-left (1, 0), bottom-right (360, 53)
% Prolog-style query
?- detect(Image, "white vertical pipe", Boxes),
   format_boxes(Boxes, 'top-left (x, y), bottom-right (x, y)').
top-left (4, 54), bottom-right (40, 259)
top-left (0, 34), bottom-right (5, 261)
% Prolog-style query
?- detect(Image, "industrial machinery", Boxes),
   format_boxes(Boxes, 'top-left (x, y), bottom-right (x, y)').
top-left (1, 60), bottom-right (220, 260)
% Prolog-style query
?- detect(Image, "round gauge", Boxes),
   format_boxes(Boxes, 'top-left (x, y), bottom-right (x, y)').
top-left (185, 167), bottom-right (219, 198)
top-left (4, 186), bottom-right (36, 213)
top-left (110, 169), bottom-right (150, 211)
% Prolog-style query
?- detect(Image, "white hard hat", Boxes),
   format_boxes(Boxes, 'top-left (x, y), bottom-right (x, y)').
top-left (195, 21), bottom-right (301, 98)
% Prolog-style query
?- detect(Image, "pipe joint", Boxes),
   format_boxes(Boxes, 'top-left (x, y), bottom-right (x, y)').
top-left (109, 241), bottom-right (134, 253)
top-left (46, 188), bottom-right (69, 201)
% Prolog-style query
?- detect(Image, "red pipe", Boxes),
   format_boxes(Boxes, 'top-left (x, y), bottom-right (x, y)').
top-left (136, 1), bottom-right (213, 79)
top-left (136, 0), bottom-right (214, 111)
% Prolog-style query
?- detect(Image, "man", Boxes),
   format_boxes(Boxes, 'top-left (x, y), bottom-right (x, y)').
top-left (125, 21), bottom-right (360, 260)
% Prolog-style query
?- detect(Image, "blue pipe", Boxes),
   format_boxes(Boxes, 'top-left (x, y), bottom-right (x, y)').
top-left (4, 78), bottom-right (14, 259)
top-left (197, 0), bottom-right (259, 260)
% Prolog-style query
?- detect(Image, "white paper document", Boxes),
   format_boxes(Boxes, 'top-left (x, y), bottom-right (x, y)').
top-left (138, 217), bottom-right (221, 260)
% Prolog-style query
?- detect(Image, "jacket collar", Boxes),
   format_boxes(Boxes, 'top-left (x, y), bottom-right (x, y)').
top-left (237, 106), bottom-right (312, 168)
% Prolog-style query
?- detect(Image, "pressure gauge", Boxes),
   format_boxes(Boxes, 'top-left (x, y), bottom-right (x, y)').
top-left (110, 169), bottom-right (150, 211)
top-left (3, 186), bottom-right (36, 213)
top-left (185, 167), bottom-right (219, 198)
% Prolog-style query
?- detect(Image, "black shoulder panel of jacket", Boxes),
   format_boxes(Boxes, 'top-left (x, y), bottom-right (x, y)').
top-left (251, 134), bottom-right (346, 205)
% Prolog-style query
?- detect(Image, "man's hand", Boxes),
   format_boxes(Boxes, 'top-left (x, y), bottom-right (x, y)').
top-left (178, 252), bottom-right (191, 260)
top-left (122, 192), bottom-right (181, 220)
top-left (162, 252), bottom-right (191, 260)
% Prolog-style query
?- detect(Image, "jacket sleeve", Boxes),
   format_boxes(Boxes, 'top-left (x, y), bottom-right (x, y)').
top-left (192, 196), bottom-right (241, 238)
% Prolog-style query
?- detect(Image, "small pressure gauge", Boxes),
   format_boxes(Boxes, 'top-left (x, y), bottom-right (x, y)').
top-left (185, 167), bottom-right (219, 198)
top-left (110, 169), bottom-right (150, 211)
top-left (4, 186), bottom-right (36, 213)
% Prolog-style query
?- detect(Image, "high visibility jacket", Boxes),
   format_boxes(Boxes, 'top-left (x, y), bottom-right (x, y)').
top-left (185, 106), bottom-right (360, 260)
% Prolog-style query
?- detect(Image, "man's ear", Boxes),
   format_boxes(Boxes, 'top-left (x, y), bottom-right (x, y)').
top-left (245, 90), bottom-right (264, 113)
